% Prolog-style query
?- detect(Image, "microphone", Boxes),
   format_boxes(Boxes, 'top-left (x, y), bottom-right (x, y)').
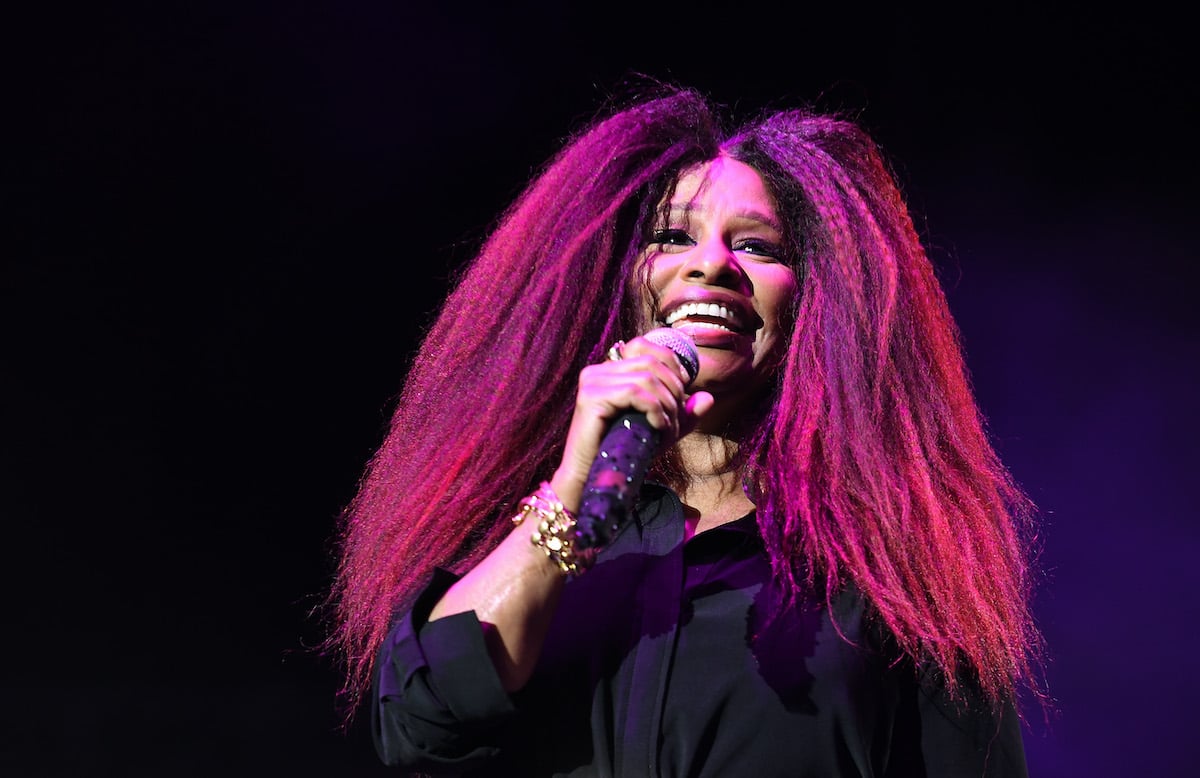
top-left (574, 327), bottom-right (699, 551)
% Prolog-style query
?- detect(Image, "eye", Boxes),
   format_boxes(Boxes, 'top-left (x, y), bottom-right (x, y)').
top-left (648, 228), bottom-right (695, 250)
top-left (734, 238), bottom-right (782, 260)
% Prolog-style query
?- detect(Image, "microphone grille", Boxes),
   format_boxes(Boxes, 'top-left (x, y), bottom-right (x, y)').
top-left (644, 327), bottom-right (700, 382)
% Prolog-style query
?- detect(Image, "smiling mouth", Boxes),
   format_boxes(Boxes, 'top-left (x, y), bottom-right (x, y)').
top-left (662, 301), bottom-right (744, 334)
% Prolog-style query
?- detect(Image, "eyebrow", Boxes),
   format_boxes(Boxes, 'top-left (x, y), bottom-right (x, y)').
top-left (665, 203), bottom-right (783, 234)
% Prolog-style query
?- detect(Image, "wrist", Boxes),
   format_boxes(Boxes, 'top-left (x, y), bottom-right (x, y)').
top-left (548, 468), bottom-right (585, 515)
top-left (513, 481), bottom-right (595, 577)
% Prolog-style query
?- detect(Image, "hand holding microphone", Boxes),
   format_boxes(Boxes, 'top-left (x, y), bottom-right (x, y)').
top-left (573, 328), bottom-right (701, 551)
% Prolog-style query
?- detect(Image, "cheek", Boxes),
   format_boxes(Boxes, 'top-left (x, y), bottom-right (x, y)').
top-left (750, 275), bottom-right (799, 370)
top-left (753, 269), bottom-right (801, 330)
top-left (630, 254), bottom-right (665, 327)
top-left (752, 325), bottom-right (794, 380)
top-left (638, 253), bottom-right (679, 319)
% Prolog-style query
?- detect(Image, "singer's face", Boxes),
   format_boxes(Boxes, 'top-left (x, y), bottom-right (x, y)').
top-left (637, 155), bottom-right (799, 400)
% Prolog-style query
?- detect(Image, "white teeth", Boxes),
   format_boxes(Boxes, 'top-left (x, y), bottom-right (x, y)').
top-left (664, 302), bottom-right (733, 326)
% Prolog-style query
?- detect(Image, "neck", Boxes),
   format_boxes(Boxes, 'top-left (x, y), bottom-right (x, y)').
top-left (672, 431), bottom-right (756, 539)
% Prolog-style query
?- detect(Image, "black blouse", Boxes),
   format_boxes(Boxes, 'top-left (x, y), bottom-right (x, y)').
top-left (372, 483), bottom-right (1029, 777)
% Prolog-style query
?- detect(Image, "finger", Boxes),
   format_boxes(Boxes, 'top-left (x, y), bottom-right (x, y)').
top-left (620, 336), bottom-right (694, 385)
top-left (578, 358), bottom-right (686, 434)
top-left (561, 360), bottom-right (682, 484)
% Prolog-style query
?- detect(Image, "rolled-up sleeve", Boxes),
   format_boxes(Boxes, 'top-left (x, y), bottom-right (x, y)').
top-left (371, 568), bottom-right (516, 771)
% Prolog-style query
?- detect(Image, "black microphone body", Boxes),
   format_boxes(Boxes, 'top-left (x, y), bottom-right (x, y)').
top-left (574, 328), bottom-right (699, 551)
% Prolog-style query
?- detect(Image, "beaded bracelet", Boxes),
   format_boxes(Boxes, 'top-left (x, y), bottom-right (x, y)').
top-left (512, 481), bottom-right (592, 577)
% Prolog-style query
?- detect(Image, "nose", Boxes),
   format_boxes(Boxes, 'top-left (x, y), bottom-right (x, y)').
top-left (681, 237), bottom-right (745, 288)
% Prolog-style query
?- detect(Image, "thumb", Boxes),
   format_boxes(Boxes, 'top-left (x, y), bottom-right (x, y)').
top-left (680, 391), bottom-right (715, 435)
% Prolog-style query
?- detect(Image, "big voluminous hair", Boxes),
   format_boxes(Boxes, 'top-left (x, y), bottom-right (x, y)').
top-left (320, 82), bottom-right (1046, 721)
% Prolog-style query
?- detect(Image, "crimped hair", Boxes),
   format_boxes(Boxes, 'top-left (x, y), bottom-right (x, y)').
top-left (319, 81), bottom-right (1046, 722)
top-left (725, 113), bottom-right (1045, 706)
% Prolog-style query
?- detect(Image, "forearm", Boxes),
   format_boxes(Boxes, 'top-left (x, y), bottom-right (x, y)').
top-left (425, 332), bottom-right (697, 693)
top-left (427, 471), bottom-right (584, 691)
top-left (426, 525), bottom-right (563, 690)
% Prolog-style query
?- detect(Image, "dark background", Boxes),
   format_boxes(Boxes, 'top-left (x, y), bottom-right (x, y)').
top-left (6, 3), bottom-right (1197, 775)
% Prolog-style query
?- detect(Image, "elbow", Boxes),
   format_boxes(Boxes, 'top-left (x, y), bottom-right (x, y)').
top-left (374, 730), bottom-right (416, 769)
top-left (374, 700), bottom-right (498, 772)
top-left (373, 708), bottom-right (437, 769)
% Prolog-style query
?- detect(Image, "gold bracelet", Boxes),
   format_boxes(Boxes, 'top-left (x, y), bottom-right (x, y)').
top-left (512, 481), bottom-right (592, 577)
